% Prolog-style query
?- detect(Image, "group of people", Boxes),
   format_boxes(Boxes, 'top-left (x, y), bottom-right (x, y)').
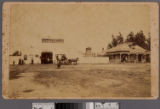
top-left (13, 58), bottom-right (34, 65)
top-left (56, 54), bottom-right (67, 68)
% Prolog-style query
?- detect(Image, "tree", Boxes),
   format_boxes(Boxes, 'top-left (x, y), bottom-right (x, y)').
top-left (126, 30), bottom-right (150, 50)
top-left (134, 30), bottom-right (148, 50)
top-left (146, 33), bottom-right (151, 50)
top-left (111, 35), bottom-right (118, 47)
top-left (107, 33), bottom-right (124, 49)
top-left (107, 30), bottom-right (151, 50)
top-left (116, 32), bottom-right (124, 44)
top-left (126, 32), bottom-right (135, 42)
top-left (107, 43), bottom-right (112, 49)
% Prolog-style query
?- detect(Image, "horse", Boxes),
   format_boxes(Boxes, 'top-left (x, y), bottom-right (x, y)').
top-left (56, 55), bottom-right (62, 68)
top-left (68, 57), bottom-right (79, 65)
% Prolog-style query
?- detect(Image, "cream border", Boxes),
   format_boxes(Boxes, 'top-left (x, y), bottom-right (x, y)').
top-left (2, 2), bottom-right (159, 99)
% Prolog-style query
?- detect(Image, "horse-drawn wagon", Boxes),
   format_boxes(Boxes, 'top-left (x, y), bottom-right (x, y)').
top-left (56, 54), bottom-right (79, 65)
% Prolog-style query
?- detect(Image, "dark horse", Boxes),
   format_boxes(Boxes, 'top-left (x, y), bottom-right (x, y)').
top-left (68, 57), bottom-right (79, 65)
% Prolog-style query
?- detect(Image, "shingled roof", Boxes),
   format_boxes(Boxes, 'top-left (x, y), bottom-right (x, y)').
top-left (106, 43), bottom-right (150, 54)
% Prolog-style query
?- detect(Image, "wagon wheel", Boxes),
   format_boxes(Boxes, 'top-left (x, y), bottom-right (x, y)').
top-left (67, 60), bottom-right (72, 65)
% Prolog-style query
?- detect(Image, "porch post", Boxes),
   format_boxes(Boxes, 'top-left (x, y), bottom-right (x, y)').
top-left (128, 53), bottom-right (130, 62)
top-left (144, 54), bottom-right (146, 63)
top-left (120, 53), bottom-right (121, 63)
top-left (136, 54), bottom-right (138, 63)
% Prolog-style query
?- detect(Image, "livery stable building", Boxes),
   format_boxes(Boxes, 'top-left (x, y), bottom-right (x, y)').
top-left (105, 43), bottom-right (150, 63)
top-left (10, 38), bottom-right (66, 65)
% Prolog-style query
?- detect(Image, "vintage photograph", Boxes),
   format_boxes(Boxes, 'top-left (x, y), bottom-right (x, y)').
top-left (2, 2), bottom-right (159, 99)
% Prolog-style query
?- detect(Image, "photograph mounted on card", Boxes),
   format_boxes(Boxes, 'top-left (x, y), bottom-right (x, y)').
top-left (2, 2), bottom-right (159, 99)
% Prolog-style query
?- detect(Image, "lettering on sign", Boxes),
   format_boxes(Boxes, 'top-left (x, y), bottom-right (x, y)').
top-left (42, 39), bottom-right (64, 43)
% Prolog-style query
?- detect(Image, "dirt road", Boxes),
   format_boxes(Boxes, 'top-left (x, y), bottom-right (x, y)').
top-left (8, 63), bottom-right (151, 99)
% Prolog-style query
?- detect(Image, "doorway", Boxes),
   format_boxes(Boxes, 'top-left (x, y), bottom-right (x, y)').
top-left (138, 54), bottom-right (143, 62)
top-left (41, 52), bottom-right (53, 64)
top-left (121, 54), bottom-right (128, 63)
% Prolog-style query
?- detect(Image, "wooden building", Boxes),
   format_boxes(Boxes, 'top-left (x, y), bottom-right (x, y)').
top-left (106, 43), bottom-right (150, 63)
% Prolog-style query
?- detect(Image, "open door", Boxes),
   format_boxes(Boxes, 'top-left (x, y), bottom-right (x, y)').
top-left (41, 52), bottom-right (53, 64)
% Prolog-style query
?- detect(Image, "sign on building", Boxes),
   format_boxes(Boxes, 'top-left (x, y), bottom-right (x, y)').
top-left (42, 38), bottom-right (64, 43)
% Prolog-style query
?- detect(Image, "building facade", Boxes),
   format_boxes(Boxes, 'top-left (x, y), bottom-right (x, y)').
top-left (106, 43), bottom-right (150, 63)
top-left (10, 38), bottom-right (65, 65)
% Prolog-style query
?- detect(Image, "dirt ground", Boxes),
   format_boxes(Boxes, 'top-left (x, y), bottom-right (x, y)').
top-left (8, 63), bottom-right (151, 99)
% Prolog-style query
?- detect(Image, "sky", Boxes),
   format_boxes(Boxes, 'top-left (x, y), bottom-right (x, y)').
top-left (9, 3), bottom-right (151, 55)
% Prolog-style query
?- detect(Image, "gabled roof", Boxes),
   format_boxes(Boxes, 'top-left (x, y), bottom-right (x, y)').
top-left (106, 43), bottom-right (150, 54)
top-left (11, 51), bottom-right (22, 56)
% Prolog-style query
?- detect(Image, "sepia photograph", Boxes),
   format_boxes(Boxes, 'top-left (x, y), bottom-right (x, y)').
top-left (2, 2), bottom-right (159, 99)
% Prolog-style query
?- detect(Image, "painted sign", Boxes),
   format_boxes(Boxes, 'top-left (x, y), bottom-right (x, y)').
top-left (42, 39), bottom-right (64, 43)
